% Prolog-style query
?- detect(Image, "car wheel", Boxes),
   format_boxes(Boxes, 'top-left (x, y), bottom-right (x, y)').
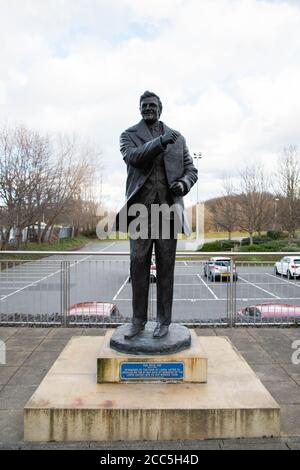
top-left (288, 270), bottom-right (294, 280)
top-left (204, 270), bottom-right (207, 277)
top-left (150, 274), bottom-right (156, 283)
top-left (110, 307), bottom-right (117, 319)
top-left (275, 266), bottom-right (279, 275)
top-left (208, 274), bottom-right (213, 282)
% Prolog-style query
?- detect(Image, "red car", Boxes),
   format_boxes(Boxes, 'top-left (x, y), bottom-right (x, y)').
top-left (68, 301), bottom-right (121, 319)
top-left (238, 303), bottom-right (300, 321)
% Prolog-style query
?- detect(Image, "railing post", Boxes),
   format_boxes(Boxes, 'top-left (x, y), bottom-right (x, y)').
top-left (228, 255), bottom-right (236, 327)
top-left (60, 260), bottom-right (70, 327)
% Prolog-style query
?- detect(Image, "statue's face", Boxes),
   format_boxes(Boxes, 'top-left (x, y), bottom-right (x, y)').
top-left (140, 96), bottom-right (161, 125)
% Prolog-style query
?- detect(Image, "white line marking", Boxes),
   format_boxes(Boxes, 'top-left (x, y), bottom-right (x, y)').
top-left (174, 274), bottom-right (200, 276)
top-left (196, 274), bottom-right (219, 299)
top-left (0, 281), bottom-right (35, 284)
top-left (265, 273), bottom-right (300, 288)
top-left (113, 276), bottom-right (130, 300)
top-left (0, 287), bottom-right (21, 290)
top-left (238, 275), bottom-right (280, 299)
top-left (174, 283), bottom-right (201, 286)
top-left (0, 243), bottom-right (116, 301)
top-left (96, 241), bottom-right (116, 252)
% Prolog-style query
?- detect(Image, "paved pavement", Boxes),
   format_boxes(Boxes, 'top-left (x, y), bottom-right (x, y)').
top-left (1, 240), bottom-right (300, 323)
top-left (0, 325), bottom-right (300, 449)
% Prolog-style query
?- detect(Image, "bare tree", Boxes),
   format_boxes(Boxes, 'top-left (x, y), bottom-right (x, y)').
top-left (0, 124), bottom-right (103, 248)
top-left (39, 134), bottom-right (100, 243)
top-left (0, 125), bottom-right (50, 248)
top-left (276, 145), bottom-right (300, 239)
top-left (209, 177), bottom-right (238, 239)
top-left (236, 164), bottom-right (272, 244)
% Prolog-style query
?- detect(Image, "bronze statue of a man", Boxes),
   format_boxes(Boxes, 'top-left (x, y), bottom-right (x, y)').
top-left (117, 91), bottom-right (197, 339)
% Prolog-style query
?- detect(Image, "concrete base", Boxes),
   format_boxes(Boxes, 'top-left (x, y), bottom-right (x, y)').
top-left (98, 330), bottom-right (207, 383)
top-left (24, 335), bottom-right (280, 442)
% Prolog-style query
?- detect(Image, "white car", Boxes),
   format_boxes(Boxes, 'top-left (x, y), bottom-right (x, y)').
top-left (275, 256), bottom-right (300, 279)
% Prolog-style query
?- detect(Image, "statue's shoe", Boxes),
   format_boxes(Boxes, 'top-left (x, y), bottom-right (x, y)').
top-left (153, 324), bottom-right (169, 338)
top-left (124, 324), bottom-right (145, 340)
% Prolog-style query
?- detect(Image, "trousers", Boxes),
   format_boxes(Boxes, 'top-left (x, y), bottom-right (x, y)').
top-left (129, 219), bottom-right (177, 327)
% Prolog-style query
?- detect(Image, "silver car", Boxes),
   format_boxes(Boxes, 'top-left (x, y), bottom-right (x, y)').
top-left (204, 257), bottom-right (238, 282)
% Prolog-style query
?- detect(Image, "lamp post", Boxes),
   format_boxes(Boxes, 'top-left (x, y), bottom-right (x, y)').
top-left (193, 152), bottom-right (202, 245)
top-left (274, 198), bottom-right (279, 230)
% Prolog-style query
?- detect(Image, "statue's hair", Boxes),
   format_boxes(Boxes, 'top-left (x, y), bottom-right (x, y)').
top-left (139, 90), bottom-right (163, 113)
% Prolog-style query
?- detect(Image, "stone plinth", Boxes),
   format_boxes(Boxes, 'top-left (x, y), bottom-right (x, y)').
top-left (98, 330), bottom-right (207, 383)
top-left (24, 335), bottom-right (280, 442)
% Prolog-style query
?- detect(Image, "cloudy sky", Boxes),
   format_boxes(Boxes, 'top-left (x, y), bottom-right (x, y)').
top-left (0, 0), bottom-right (300, 210)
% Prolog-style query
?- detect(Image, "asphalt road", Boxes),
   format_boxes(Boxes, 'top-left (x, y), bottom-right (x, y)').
top-left (0, 240), bottom-right (300, 323)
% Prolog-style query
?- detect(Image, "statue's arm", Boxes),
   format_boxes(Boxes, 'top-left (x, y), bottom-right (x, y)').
top-left (120, 131), bottom-right (164, 168)
top-left (179, 139), bottom-right (198, 195)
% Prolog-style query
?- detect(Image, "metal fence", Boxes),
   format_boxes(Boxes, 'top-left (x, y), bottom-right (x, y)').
top-left (0, 251), bottom-right (299, 327)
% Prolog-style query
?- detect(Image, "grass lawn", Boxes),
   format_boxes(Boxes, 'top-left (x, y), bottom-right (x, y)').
top-left (0, 236), bottom-right (95, 262)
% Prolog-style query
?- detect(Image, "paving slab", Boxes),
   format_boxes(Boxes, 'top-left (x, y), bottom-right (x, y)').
top-left (0, 411), bottom-right (24, 443)
top-left (239, 350), bottom-right (275, 364)
top-left (263, 380), bottom-right (300, 405)
top-left (0, 385), bottom-right (37, 410)
top-left (5, 350), bottom-right (33, 367)
top-left (47, 329), bottom-right (85, 338)
top-left (0, 366), bottom-right (19, 385)
top-left (35, 339), bottom-right (69, 352)
top-left (280, 405), bottom-right (300, 436)
top-left (5, 336), bottom-right (44, 351)
top-left (0, 328), bottom-right (18, 341)
top-left (13, 328), bottom-right (50, 338)
top-left (250, 364), bottom-right (291, 383)
top-left (22, 351), bottom-right (59, 369)
top-left (7, 366), bottom-right (48, 386)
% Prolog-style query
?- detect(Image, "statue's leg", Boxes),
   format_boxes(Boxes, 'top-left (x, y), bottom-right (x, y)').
top-left (154, 232), bottom-right (177, 326)
top-left (130, 236), bottom-right (153, 326)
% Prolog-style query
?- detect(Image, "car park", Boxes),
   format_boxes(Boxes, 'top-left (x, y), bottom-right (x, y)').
top-left (274, 256), bottom-right (300, 279)
top-left (204, 257), bottom-right (238, 282)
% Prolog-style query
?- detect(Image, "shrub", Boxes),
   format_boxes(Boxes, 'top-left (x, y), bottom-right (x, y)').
top-left (253, 236), bottom-right (272, 245)
top-left (266, 230), bottom-right (285, 240)
top-left (198, 239), bottom-right (236, 252)
top-left (281, 243), bottom-right (300, 252)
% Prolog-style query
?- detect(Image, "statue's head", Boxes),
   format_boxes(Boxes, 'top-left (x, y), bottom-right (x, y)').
top-left (139, 90), bottom-right (162, 125)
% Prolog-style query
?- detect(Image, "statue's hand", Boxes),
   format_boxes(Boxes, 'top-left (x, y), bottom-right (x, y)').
top-left (170, 181), bottom-right (185, 196)
top-left (161, 130), bottom-right (180, 147)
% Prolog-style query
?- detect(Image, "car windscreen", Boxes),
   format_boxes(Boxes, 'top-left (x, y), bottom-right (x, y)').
top-left (293, 260), bottom-right (300, 264)
top-left (214, 260), bottom-right (230, 266)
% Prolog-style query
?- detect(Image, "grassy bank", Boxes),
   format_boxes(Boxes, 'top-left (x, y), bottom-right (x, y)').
top-left (0, 236), bottom-right (92, 262)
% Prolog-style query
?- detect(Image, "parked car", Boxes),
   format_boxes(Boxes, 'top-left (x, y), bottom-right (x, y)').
top-left (204, 257), bottom-right (238, 282)
top-left (128, 257), bottom-right (156, 283)
top-left (274, 256), bottom-right (300, 279)
top-left (238, 303), bottom-right (300, 321)
top-left (68, 301), bottom-right (121, 320)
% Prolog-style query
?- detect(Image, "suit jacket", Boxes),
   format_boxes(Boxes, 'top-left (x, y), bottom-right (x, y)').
top-left (115, 119), bottom-right (198, 235)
